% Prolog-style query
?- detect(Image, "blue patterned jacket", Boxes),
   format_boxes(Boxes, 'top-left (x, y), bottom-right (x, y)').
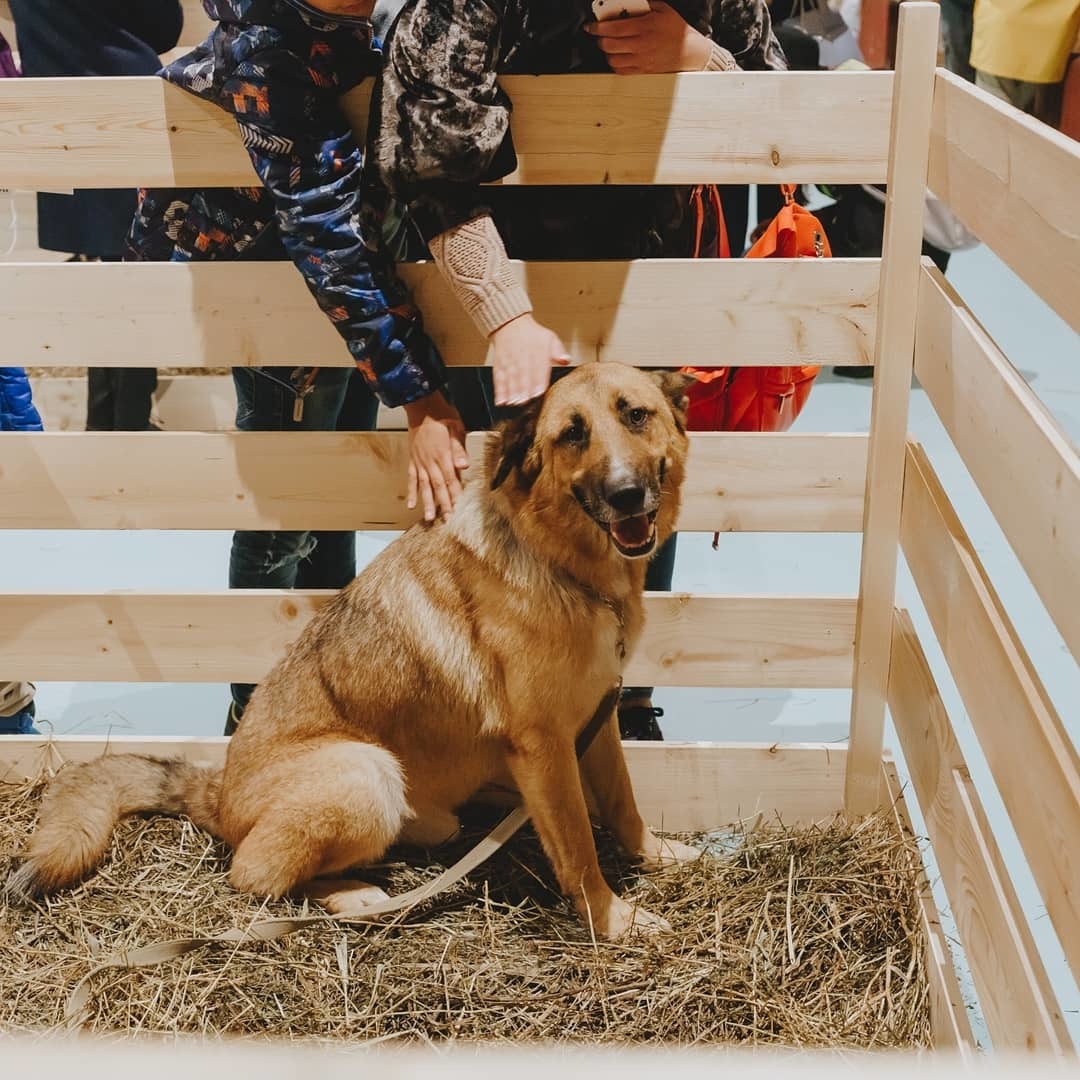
top-left (131, 0), bottom-right (444, 408)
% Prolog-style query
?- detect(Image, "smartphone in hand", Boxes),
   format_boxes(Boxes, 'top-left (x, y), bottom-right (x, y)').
top-left (591, 0), bottom-right (651, 21)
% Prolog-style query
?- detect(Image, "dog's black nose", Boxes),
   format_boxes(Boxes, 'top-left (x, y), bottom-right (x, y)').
top-left (605, 481), bottom-right (647, 515)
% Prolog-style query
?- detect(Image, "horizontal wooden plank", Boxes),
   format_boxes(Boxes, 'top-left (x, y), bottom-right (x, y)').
top-left (28, 374), bottom-right (411, 433)
top-left (11, 1032), bottom-right (1080, 1077)
top-left (0, 738), bottom-right (848, 831)
top-left (927, 70), bottom-right (1080, 337)
top-left (889, 609), bottom-right (1071, 1054)
top-left (0, 592), bottom-right (856, 688)
top-left (0, 258), bottom-right (879, 369)
top-left (916, 265), bottom-right (1080, 666)
top-left (0, 71), bottom-right (893, 190)
top-left (0, 430), bottom-right (868, 533)
top-left (180, 0), bottom-right (214, 41)
top-left (901, 442), bottom-right (1080, 985)
top-left (30, 375), bottom-right (263, 433)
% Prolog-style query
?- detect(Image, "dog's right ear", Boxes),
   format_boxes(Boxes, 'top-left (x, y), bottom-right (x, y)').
top-left (490, 396), bottom-right (544, 491)
top-left (648, 370), bottom-right (693, 433)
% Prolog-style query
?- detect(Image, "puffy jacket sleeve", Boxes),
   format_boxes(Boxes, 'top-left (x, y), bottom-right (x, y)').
top-left (216, 37), bottom-right (447, 408)
top-left (373, 0), bottom-right (517, 243)
top-left (713, 0), bottom-right (787, 71)
top-left (0, 368), bottom-right (44, 432)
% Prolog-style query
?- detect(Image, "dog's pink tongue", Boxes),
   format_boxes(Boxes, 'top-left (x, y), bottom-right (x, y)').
top-left (611, 515), bottom-right (652, 548)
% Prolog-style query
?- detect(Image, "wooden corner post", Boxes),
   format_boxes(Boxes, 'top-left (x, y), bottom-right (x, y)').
top-left (845, 2), bottom-right (940, 815)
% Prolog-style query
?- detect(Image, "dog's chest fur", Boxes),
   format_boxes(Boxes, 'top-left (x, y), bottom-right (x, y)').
top-left (451, 489), bottom-right (637, 687)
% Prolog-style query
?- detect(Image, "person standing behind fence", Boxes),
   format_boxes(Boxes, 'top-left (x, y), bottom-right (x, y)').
top-left (0, 365), bottom-right (44, 735)
top-left (373, 0), bottom-right (786, 742)
top-left (968, 0), bottom-right (1080, 118)
top-left (8, 0), bottom-right (184, 431)
top-left (130, 0), bottom-right (469, 734)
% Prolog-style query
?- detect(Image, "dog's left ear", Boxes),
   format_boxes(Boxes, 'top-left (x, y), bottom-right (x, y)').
top-left (648, 370), bottom-right (693, 433)
top-left (490, 396), bottom-right (544, 491)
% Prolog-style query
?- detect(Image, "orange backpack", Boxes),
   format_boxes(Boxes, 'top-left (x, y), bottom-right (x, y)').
top-left (680, 184), bottom-right (827, 432)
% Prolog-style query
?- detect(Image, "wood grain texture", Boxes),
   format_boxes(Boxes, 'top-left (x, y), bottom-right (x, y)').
top-left (28, 374), bottom-right (412, 433)
top-left (0, 738), bottom-right (849, 832)
top-left (846, 3), bottom-right (940, 814)
top-left (928, 70), bottom-right (1080, 337)
top-left (916, 265), bottom-right (1080, 667)
top-left (0, 430), bottom-right (868, 533)
top-left (901, 442), bottom-right (1080, 986)
top-left (889, 610), bottom-right (1071, 1054)
top-left (30, 375), bottom-right (259, 433)
top-left (0, 258), bottom-right (879, 369)
top-left (0, 592), bottom-right (856, 688)
top-left (0, 71), bottom-right (893, 190)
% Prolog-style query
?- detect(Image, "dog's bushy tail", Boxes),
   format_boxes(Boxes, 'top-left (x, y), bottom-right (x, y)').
top-left (4, 755), bottom-right (222, 904)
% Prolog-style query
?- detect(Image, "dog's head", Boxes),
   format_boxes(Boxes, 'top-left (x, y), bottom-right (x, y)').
top-left (489, 363), bottom-right (691, 560)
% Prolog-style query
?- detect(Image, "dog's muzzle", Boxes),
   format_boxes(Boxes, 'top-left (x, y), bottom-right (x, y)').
top-left (573, 476), bottom-right (661, 559)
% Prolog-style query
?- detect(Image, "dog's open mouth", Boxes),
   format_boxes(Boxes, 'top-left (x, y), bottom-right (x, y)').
top-left (608, 511), bottom-right (658, 558)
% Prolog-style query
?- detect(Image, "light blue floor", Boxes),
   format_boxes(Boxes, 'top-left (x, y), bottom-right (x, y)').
top-left (2, 243), bottom-right (1078, 1044)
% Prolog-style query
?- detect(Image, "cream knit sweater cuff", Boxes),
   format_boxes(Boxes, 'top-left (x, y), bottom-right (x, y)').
top-left (703, 42), bottom-right (738, 71)
top-left (429, 214), bottom-right (533, 338)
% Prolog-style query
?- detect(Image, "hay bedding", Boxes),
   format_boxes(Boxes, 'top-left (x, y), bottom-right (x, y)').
top-left (0, 776), bottom-right (931, 1047)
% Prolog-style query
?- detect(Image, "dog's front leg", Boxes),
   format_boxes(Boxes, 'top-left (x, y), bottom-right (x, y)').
top-left (580, 709), bottom-right (701, 870)
top-left (505, 728), bottom-right (669, 940)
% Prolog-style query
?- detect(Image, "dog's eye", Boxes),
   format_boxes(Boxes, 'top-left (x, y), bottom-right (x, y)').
top-left (560, 418), bottom-right (588, 447)
top-left (627, 407), bottom-right (649, 428)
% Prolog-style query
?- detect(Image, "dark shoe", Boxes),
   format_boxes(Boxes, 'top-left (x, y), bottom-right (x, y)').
top-left (618, 703), bottom-right (665, 741)
top-left (224, 700), bottom-right (243, 737)
top-left (833, 365), bottom-right (874, 379)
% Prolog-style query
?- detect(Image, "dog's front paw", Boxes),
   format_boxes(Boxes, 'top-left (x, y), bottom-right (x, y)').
top-left (637, 835), bottom-right (702, 871)
top-left (592, 894), bottom-right (671, 940)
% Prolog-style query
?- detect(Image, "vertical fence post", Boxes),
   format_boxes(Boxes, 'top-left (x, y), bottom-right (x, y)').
top-left (846, 2), bottom-right (940, 815)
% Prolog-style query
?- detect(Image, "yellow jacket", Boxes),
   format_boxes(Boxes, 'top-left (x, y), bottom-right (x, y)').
top-left (971, 0), bottom-right (1080, 83)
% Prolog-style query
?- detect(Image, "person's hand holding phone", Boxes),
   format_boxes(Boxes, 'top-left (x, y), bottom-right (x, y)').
top-left (586, 0), bottom-right (713, 73)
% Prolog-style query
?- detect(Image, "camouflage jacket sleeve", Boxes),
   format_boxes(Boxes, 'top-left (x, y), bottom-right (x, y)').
top-left (373, 0), bottom-right (517, 243)
top-left (713, 0), bottom-right (787, 71)
top-left (165, 17), bottom-right (447, 408)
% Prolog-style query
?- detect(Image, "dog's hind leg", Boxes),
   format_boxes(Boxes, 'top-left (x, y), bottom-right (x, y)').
top-left (226, 741), bottom-right (409, 899)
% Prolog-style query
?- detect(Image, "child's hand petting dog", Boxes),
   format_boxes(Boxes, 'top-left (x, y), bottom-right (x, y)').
top-left (490, 312), bottom-right (571, 406)
top-left (404, 392), bottom-right (470, 522)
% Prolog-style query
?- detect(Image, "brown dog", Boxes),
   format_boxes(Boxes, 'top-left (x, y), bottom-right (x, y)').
top-left (6, 362), bottom-right (699, 939)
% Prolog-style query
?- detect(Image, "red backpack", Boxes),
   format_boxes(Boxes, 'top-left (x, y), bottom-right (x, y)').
top-left (679, 184), bottom-right (826, 432)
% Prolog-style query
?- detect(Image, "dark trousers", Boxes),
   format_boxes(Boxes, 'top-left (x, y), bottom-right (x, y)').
top-left (228, 365), bottom-right (379, 714)
top-left (86, 368), bottom-right (158, 430)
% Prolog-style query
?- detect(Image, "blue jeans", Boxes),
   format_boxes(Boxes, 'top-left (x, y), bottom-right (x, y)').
top-left (450, 367), bottom-right (677, 704)
top-left (229, 365), bottom-right (379, 714)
